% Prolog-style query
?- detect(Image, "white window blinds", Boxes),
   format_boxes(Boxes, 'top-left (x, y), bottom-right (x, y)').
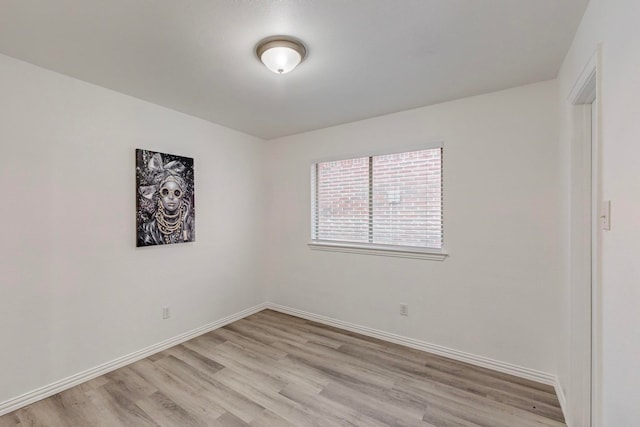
top-left (311, 147), bottom-right (443, 249)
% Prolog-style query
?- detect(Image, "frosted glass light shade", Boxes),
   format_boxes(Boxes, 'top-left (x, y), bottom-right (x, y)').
top-left (256, 37), bottom-right (307, 74)
top-left (261, 46), bottom-right (301, 74)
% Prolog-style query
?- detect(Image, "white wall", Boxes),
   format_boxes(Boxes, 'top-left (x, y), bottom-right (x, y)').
top-left (264, 80), bottom-right (563, 375)
top-left (558, 0), bottom-right (640, 424)
top-left (0, 53), bottom-right (266, 404)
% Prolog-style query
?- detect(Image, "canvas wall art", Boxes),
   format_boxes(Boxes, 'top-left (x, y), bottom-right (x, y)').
top-left (136, 149), bottom-right (195, 246)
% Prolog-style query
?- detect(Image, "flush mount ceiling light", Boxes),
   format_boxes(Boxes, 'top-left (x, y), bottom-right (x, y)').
top-left (256, 36), bottom-right (307, 74)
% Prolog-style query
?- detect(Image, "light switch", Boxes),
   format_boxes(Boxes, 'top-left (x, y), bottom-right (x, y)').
top-left (600, 200), bottom-right (611, 231)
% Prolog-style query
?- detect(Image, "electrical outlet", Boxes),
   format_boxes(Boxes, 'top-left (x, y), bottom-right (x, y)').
top-left (162, 306), bottom-right (171, 320)
top-left (400, 303), bottom-right (409, 316)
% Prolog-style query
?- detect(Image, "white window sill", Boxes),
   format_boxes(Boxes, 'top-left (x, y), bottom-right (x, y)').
top-left (308, 241), bottom-right (448, 261)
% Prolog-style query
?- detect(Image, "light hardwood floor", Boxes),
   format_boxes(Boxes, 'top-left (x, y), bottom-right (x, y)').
top-left (0, 310), bottom-right (566, 426)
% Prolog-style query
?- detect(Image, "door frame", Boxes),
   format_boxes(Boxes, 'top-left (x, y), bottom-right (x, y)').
top-left (568, 45), bottom-right (601, 427)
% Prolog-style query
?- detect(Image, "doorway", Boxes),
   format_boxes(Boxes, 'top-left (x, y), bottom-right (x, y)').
top-left (568, 50), bottom-right (599, 427)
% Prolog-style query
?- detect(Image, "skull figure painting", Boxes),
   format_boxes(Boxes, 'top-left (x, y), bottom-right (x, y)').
top-left (136, 149), bottom-right (195, 247)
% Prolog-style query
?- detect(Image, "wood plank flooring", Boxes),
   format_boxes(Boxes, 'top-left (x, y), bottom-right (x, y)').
top-left (0, 310), bottom-right (566, 426)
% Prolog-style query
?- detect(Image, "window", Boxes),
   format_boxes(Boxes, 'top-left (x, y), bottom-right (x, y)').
top-left (310, 145), bottom-right (445, 259)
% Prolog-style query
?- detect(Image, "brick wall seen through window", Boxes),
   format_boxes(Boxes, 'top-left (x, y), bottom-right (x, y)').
top-left (311, 147), bottom-right (443, 249)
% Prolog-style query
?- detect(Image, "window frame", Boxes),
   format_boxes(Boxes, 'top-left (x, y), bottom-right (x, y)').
top-left (309, 142), bottom-right (447, 261)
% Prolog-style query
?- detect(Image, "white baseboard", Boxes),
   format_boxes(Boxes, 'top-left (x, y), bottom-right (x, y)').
top-left (0, 302), bottom-right (268, 417)
top-left (554, 378), bottom-right (569, 426)
top-left (267, 303), bottom-right (559, 387)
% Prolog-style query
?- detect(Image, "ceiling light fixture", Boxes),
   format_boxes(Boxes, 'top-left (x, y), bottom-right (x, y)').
top-left (256, 36), bottom-right (307, 74)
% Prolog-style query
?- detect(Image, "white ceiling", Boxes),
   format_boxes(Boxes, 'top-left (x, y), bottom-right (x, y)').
top-left (0, 1), bottom-right (588, 139)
